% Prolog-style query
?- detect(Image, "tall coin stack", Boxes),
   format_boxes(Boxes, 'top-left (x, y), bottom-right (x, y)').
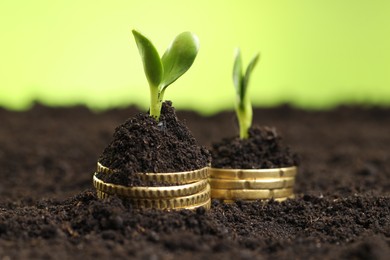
top-left (94, 162), bottom-right (211, 210)
top-left (209, 166), bottom-right (297, 202)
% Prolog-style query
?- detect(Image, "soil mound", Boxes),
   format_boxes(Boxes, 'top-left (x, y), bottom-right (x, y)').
top-left (211, 126), bottom-right (299, 168)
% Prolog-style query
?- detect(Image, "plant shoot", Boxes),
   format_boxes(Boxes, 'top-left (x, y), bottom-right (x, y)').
top-left (132, 30), bottom-right (199, 120)
top-left (232, 49), bottom-right (260, 139)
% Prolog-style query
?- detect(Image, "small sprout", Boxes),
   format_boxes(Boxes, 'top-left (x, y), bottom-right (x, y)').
top-left (232, 48), bottom-right (260, 139)
top-left (132, 29), bottom-right (200, 120)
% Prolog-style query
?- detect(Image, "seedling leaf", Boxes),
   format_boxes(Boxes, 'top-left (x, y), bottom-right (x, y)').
top-left (233, 48), bottom-right (243, 105)
top-left (161, 32), bottom-right (199, 89)
top-left (243, 53), bottom-right (260, 97)
top-left (132, 29), bottom-right (163, 88)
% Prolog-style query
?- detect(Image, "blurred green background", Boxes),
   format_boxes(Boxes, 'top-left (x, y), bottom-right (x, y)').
top-left (0, 0), bottom-right (389, 113)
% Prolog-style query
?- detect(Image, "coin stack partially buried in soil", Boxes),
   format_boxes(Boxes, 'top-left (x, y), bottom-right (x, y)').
top-left (210, 126), bottom-right (299, 202)
top-left (209, 166), bottom-right (297, 202)
top-left (94, 101), bottom-right (211, 210)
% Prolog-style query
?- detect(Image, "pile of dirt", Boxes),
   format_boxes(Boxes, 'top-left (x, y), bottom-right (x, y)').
top-left (0, 104), bottom-right (389, 259)
top-left (211, 126), bottom-right (299, 168)
top-left (97, 101), bottom-right (210, 186)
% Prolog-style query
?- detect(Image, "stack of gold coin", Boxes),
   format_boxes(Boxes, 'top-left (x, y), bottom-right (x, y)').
top-left (209, 166), bottom-right (297, 202)
top-left (93, 162), bottom-right (211, 210)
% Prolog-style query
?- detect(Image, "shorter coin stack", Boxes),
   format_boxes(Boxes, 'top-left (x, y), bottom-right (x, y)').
top-left (209, 166), bottom-right (297, 202)
top-left (93, 162), bottom-right (211, 210)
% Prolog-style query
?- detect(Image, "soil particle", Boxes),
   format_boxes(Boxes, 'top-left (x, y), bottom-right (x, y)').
top-left (211, 126), bottom-right (299, 168)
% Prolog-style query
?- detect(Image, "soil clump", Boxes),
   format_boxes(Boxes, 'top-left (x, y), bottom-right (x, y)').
top-left (211, 126), bottom-right (299, 168)
top-left (97, 101), bottom-right (210, 186)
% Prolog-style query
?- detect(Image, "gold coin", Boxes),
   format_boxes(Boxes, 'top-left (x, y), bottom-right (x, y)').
top-left (209, 166), bottom-right (297, 180)
top-left (140, 167), bottom-right (209, 184)
top-left (129, 184), bottom-right (210, 209)
top-left (184, 198), bottom-right (211, 210)
top-left (221, 195), bottom-right (295, 203)
top-left (97, 162), bottom-right (114, 174)
top-left (93, 173), bottom-right (208, 198)
top-left (97, 162), bottom-right (209, 185)
top-left (96, 184), bottom-right (211, 210)
top-left (211, 188), bottom-right (293, 200)
top-left (210, 177), bottom-right (295, 190)
top-left (96, 190), bottom-right (110, 199)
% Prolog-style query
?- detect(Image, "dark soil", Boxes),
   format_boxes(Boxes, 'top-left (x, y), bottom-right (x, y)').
top-left (0, 104), bottom-right (389, 259)
top-left (97, 101), bottom-right (210, 186)
top-left (211, 126), bottom-right (299, 169)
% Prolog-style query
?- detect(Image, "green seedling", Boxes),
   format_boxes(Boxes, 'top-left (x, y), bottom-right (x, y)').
top-left (132, 29), bottom-right (199, 120)
top-left (232, 49), bottom-right (260, 139)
